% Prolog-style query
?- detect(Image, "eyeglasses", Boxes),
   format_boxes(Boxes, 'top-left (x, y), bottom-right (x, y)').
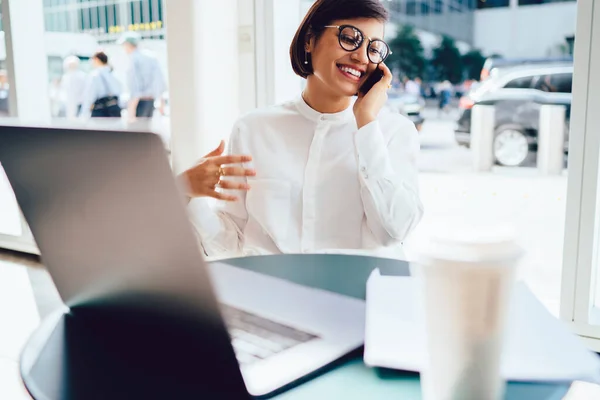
top-left (323, 24), bottom-right (391, 64)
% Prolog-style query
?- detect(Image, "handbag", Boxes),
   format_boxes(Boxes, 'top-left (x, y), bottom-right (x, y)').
top-left (91, 72), bottom-right (121, 117)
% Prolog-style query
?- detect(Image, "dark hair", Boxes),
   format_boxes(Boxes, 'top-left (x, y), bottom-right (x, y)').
top-left (93, 51), bottom-right (109, 65)
top-left (290, 0), bottom-right (388, 79)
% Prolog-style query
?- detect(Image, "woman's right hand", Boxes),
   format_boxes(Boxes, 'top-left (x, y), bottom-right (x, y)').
top-left (179, 140), bottom-right (256, 201)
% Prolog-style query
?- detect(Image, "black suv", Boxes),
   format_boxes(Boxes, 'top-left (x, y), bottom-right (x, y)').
top-left (455, 64), bottom-right (572, 167)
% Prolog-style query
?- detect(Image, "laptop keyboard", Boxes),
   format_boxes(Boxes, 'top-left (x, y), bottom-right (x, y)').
top-left (220, 304), bottom-right (318, 366)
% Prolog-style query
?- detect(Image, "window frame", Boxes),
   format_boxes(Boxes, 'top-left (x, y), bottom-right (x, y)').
top-left (560, 0), bottom-right (600, 350)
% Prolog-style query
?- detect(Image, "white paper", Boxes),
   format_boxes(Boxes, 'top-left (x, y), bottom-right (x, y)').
top-left (364, 270), bottom-right (600, 384)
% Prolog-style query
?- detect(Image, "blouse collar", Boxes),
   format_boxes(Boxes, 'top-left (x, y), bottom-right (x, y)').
top-left (294, 93), bottom-right (355, 123)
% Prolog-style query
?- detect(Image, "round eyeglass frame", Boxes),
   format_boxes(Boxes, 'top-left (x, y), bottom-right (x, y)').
top-left (323, 24), bottom-right (391, 64)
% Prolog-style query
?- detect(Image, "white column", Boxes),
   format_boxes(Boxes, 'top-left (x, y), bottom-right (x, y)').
top-left (254, 0), bottom-right (276, 107)
top-left (238, 0), bottom-right (257, 115)
top-left (470, 105), bottom-right (496, 172)
top-left (165, 0), bottom-right (240, 174)
top-left (1, 0), bottom-right (50, 122)
top-left (537, 105), bottom-right (566, 175)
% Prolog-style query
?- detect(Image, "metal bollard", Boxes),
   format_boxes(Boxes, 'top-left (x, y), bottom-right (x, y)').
top-left (470, 105), bottom-right (496, 172)
top-left (538, 105), bottom-right (566, 175)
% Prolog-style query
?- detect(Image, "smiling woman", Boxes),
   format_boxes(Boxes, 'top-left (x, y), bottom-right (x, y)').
top-left (181, 0), bottom-right (424, 260)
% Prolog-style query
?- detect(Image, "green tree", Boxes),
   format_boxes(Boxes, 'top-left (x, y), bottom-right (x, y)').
top-left (431, 36), bottom-right (463, 84)
top-left (387, 25), bottom-right (426, 80)
top-left (462, 49), bottom-right (486, 81)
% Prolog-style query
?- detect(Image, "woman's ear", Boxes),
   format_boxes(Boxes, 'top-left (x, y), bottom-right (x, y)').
top-left (304, 29), bottom-right (314, 53)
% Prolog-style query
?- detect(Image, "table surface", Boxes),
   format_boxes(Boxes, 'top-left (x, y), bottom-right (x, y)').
top-left (222, 255), bottom-right (574, 400)
top-left (1, 252), bottom-right (598, 399)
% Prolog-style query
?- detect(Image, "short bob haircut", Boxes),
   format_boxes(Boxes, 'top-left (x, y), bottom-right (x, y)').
top-left (290, 0), bottom-right (388, 79)
top-left (93, 51), bottom-right (109, 65)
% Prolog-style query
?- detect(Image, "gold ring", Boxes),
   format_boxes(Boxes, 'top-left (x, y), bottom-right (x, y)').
top-left (217, 166), bottom-right (224, 177)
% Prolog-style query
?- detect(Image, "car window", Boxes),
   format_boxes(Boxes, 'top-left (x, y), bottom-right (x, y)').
top-left (503, 76), bottom-right (533, 89)
top-left (551, 73), bottom-right (573, 93)
top-left (534, 73), bottom-right (572, 93)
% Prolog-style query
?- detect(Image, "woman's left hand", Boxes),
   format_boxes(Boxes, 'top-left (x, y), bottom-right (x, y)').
top-left (353, 62), bottom-right (393, 129)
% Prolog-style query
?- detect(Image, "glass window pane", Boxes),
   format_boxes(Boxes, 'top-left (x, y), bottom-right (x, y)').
top-left (372, 0), bottom-right (575, 316)
top-left (551, 73), bottom-right (573, 93)
top-left (533, 73), bottom-right (572, 93)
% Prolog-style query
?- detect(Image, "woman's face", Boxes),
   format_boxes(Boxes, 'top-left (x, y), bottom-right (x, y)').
top-left (308, 18), bottom-right (386, 97)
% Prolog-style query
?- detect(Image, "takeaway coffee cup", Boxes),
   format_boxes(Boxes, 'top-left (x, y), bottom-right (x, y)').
top-left (414, 225), bottom-right (523, 400)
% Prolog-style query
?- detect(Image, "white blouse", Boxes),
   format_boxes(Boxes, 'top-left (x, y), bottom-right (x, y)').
top-left (188, 96), bottom-right (424, 259)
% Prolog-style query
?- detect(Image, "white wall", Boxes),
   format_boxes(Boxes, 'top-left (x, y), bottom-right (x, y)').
top-left (474, 2), bottom-right (577, 58)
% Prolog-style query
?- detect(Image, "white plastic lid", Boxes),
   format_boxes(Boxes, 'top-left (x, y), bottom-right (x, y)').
top-left (414, 222), bottom-right (523, 264)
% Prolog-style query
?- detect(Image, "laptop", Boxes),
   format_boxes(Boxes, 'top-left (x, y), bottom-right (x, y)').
top-left (0, 124), bottom-right (365, 398)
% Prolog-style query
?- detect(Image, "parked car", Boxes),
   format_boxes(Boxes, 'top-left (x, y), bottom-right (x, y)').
top-left (455, 64), bottom-right (572, 167)
top-left (480, 56), bottom-right (573, 81)
top-left (386, 92), bottom-right (425, 131)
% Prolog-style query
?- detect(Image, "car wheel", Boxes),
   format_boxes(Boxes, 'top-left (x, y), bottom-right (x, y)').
top-left (493, 125), bottom-right (530, 167)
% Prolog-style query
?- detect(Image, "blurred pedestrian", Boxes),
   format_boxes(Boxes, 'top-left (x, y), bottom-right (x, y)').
top-left (60, 56), bottom-right (87, 119)
top-left (404, 77), bottom-right (421, 96)
top-left (117, 31), bottom-right (166, 123)
top-left (438, 80), bottom-right (453, 116)
top-left (80, 51), bottom-right (122, 119)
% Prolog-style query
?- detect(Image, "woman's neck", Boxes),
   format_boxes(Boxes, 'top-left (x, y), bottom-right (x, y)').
top-left (302, 77), bottom-right (351, 114)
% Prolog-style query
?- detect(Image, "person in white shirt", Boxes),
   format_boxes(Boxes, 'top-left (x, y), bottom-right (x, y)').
top-left (404, 77), bottom-right (421, 96)
top-left (60, 56), bottom-right (87, 119)
top-left (180, 0), bottom-right (424, 260)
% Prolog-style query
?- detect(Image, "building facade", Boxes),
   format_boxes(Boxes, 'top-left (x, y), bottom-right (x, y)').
top-left (384, 0), bottom-right (476, 45)
top-left (473, 0), bottom-right (576, 58)
top-left (41, 0), bottom-right (576, 60)
top-left (43, 0), bottom-right (166, 43)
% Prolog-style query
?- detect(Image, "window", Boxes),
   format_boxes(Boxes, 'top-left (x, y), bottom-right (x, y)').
top-left (534, 73), bottom-right (573, 93)
top-left (0, 0), bottom-right (589, 356)
top-left (519, 0), bottom-right (576, 5)
top-left (551, 73), bottom-right (573, 93)
top-left (449, 0), bottom-right (471, 12)
top-left (503, 76), bottom-right (534, 89)
top-left (560, 0), bottom-right (600, 351)
top-left (406, 1), bottom-right (419, 16)
top-left (477, 0), bottom-right (510, 9)
top-left (44, 1), bottom-right (165, 41)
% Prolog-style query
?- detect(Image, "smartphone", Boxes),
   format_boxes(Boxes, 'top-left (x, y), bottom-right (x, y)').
top-left (358, 66), bottom-right (384, 95)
